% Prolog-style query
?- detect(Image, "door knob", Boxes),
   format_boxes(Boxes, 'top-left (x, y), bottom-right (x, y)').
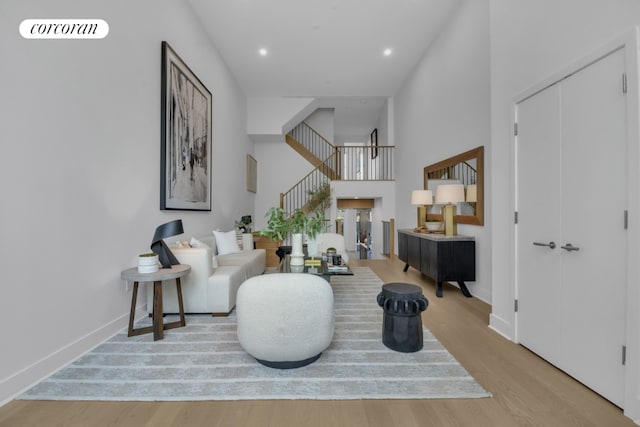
top-left (561, 243), bottom-right (580, 252)
top-left (533, 241), bottom-right (556, 249)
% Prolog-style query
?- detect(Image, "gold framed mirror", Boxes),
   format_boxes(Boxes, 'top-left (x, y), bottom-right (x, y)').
top-left (423, 146), bottom-right (484, 226)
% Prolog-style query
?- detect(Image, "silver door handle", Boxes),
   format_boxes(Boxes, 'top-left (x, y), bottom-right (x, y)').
top-left (533, 241), bottom-right (556, 249)
top-left (561, 243), bottom-right (580, 252)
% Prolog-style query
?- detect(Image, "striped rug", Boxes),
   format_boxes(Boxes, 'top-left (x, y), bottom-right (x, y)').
top-left (20, 267), bottom-right (490, 401)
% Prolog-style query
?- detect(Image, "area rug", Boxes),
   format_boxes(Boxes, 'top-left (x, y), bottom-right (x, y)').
top-left (20, 267), bottom-right (490, 401)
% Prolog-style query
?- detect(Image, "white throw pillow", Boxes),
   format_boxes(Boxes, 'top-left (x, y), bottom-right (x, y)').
top-left (212, 230), bottom-right (241, 255)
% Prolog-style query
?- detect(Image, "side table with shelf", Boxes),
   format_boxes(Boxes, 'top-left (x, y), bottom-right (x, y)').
top-left (120, 264), bottom-right (191, 341)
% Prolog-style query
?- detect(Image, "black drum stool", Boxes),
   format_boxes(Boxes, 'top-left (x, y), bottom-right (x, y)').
top-left (376, 283), bottom-right (429, 352)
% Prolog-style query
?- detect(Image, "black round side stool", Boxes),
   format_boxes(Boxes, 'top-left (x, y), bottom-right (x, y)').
top-left (377, 283), bottom-right (429, 352)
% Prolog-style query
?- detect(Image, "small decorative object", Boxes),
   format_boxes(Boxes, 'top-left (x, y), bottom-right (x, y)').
top-left (332, 255), bottom-right (342, 266)
top-left (424, 221), bottom-right (444, 232)
top-left (138, 253), bottom-right (159, 273)
top-left (151, 219), bottom-right (184, 268)
top-left (235, 215), bottom-right (253, 233)
top-left (326, 247), bottom-right (337, 257)
top-left (305, 257), bottom-right (322, 267)
top-left (160, 41), bottom-right (212, 211)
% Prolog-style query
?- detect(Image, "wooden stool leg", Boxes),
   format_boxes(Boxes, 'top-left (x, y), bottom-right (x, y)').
top-left (176, 277), bottom-right (186, 327)
top-left (127, 281), bottom-right (139, 337)
top-left (152, 280), bottom-right (164, 341)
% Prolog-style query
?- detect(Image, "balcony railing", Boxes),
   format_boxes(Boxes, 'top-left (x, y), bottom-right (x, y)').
top-left (336, 145), bottom-right (394, 181)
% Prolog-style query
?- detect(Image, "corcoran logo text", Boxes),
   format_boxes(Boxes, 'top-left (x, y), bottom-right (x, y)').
top-left (19, 19), bottom-right (109, 39)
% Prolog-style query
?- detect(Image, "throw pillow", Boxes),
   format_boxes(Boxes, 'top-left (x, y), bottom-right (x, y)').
top-left (212, 229), bottom-right (241, 255)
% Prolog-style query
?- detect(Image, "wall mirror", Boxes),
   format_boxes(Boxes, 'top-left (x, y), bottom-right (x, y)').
top-left (423, 146), bottom-right (484, 226)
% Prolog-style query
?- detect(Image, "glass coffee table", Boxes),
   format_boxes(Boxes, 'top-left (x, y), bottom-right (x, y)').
top-left (279, 254), bottom-right (353, 281)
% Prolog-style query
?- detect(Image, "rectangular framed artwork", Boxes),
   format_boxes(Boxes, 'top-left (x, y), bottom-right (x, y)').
top-left (371, 128), bottom-right (378, 159)
top-left (246, 154), bottom-right (257, 193)
top-left (160, 41), bottom-right (212, 211)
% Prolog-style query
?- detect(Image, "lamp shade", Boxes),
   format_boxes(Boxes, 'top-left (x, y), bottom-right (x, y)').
top-left (466, 184), bottom-right (477, 203)
top-left (411, 189), bottom-right (433, 205)
top-left (151, 219), bottom-right (184, 268)
top-left (435, 184), bottom-right (465, 204)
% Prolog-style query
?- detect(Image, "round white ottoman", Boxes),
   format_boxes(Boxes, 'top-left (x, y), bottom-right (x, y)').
top-left (236, 273), bottom-right (334, 368)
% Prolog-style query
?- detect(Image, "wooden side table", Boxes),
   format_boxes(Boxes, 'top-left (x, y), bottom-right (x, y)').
top-left (120, 264), bottom-right (191, 341)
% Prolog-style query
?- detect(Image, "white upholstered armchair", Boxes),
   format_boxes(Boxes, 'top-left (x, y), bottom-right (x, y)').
top-left (316, 233), bottom-right (349, 264)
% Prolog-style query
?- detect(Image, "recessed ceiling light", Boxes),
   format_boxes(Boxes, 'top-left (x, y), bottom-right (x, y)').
top-left (383, 48), bottom-right (393, 57)
top-left (259, 48), bottom-right (268, 56)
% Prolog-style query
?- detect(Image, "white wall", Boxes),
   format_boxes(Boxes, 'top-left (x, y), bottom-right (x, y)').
top-left (304, 108), bottom-right (335, 144)
top-left (331, 181), bottom-right (396, 257)
top-left (246, 96), bottom-right (315, 140)
top-left (253, 142), bottom-right (315, 228)
top-left (489, 0), bottom-right (640, 420)
top-left (0, 0), bottom-right (253, 404)
top-left (393, 0), bottom-right (491, 303)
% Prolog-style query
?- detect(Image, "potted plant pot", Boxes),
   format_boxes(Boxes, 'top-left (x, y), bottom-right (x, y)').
top-left (138, 253), bottom-right (159, 273)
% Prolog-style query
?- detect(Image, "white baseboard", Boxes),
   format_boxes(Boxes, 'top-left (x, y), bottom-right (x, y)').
top-left (489, 313), bottom-right (514, 342)
top-left (0, 306), bottom-right (147, 407)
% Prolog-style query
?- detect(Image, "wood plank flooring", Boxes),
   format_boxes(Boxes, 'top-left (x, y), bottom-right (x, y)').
top-left (0, 257), bottom-right (635, 427)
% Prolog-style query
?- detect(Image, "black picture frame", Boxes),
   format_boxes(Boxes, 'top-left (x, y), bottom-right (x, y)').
top-left (370, 128), bottom-right (378, 159)
top-left (160, 41), bottom-right (212, 211)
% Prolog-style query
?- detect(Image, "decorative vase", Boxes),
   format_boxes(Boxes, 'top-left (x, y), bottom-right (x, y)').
top-left (306, 238), bottom-right (320, 258)
top-left (290, 233), bottom-right (305, 266)
top-left (138, 253), bottom-right (159, 273)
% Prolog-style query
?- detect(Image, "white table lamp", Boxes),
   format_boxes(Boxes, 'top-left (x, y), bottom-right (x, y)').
top-left (411, 190), bottom-right (433, 228)
top-left (435, 184), bottom-right (465, 235)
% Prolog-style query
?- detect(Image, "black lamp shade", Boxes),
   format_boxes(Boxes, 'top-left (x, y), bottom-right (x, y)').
top-left (151, 219), bottom-right (184, 268)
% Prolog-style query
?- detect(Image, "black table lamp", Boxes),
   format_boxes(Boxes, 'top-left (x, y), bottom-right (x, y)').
top-left (151, 219), bottom-right (184, 268)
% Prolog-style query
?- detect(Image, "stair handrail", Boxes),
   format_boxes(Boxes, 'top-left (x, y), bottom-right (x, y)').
top-left (280, 152), bottom-right (336, 214)
top-left (288, 122), bottom-right (337, 166)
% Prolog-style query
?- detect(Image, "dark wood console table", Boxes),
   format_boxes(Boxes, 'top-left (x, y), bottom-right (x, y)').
top-left (398, 229), bottom-right (475, 298)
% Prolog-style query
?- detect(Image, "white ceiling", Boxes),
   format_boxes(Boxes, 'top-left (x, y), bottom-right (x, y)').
top-left (187, 0), bottom-right (460, 139)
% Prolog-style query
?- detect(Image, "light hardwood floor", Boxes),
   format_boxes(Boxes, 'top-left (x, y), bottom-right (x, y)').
top-left (0, 257), bottom-right (636, 427)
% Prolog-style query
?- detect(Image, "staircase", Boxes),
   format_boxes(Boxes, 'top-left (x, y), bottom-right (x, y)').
top-left (280, 122), bottom-right (394, 214)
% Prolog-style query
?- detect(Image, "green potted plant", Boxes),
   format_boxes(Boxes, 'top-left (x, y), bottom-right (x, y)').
top-left (306, 182), bottom-right (332, 214)
top-left (259, 207), bottom-right (327, 263)
top-left (259, 207), bottom-right (289, 242)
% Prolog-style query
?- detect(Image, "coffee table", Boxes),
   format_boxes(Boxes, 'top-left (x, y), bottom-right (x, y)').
top-left (279, 254), bottom-right (353, 281)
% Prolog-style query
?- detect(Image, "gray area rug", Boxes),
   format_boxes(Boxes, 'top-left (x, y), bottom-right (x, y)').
top-left (20, 267), bottom-right (490, 401)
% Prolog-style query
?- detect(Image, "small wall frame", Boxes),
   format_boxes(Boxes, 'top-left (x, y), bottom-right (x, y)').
top-left (246, 154), bottom-right (257, 193)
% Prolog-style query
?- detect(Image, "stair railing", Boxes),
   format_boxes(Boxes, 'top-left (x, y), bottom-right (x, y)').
top-left (426, 160), bottom-right (476, 186)
top-left (288, 122), bottom-right (336, 166)
top-left (280, 152), bottom-right (336, 214)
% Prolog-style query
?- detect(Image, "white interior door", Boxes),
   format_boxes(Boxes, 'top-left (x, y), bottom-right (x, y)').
top-left (516, 84), bottom-right (563, 363)
top-left (559, 48), bottom-right (627, 406)
top-left (516, 48), bottom-right (628, 407)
